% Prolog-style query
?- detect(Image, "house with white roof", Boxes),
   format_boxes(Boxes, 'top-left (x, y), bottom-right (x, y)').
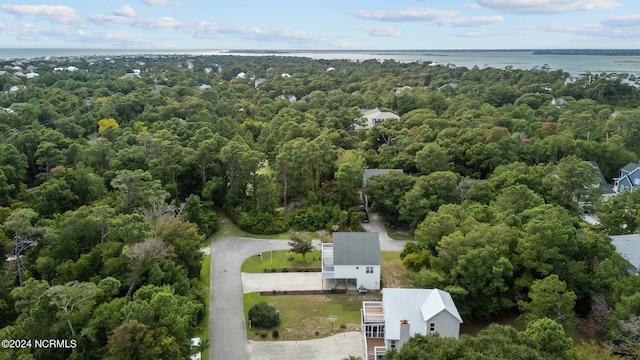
top-left (322, 232), bottom-right (381, 291)
top-left (356, 108), bottom-right (400, 129)
top-left (610, 234), bottom-right (640, 275)
top-left (361, 288), bottom-right (462, 359)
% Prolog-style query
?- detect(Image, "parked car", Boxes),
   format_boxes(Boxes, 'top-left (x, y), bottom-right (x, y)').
top-left (359, 204), bottom-right (369, 223)
top-left (190, 338), bottom-right (202, 360)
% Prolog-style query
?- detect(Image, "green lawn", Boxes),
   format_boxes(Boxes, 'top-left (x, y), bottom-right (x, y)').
top-left (194, 254), bottom-right (210, 360)
top-left (244, 292), bottom-right (382, 341)
top-left (241, 249), bottom-right (322, 272)
top-left (381, 251), bottom-right (413, 288)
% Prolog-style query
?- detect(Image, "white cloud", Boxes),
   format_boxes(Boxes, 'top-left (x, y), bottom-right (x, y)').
top-left (192, 21), bottom-right (327, 44)
top-left (354, 7), bottom-right (459, 22)
top-left (362, 25), bottom-right (401, 37)
top-left (89, 14), bottom-right (182, 29)
top-left (2, 22), bottom-right (85, 42)
top-left (98, 31), bottom-right (152, 45)
top-left (193, 21), bottom-right (263, 39)
top-left (602, 15), bottom-right (640, 28)
top-left (540, 22), bottom-right (640, 39)
top-left (439, 16), bottom-right (504, 27)
top-left (114, 5), bottom-right (136, 18)
top-left (88, 14), bottom-right (134, 26)
top-left (140, 0), bottom-right (181, 6)
top-left (134, 17), bottom-right (182, 29)
top-left (476, 0), bottom-right (621, 14)
top-left (2, 4), bottom-right (80, 24)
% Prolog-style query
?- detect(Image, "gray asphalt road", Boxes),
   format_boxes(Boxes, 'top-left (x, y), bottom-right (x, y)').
top-left (210, 237), bottom-right (291, 360)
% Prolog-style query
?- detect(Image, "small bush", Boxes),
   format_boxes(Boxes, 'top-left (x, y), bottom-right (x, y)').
top-left (272, 289), bottom-right (277, 295)
top-left (315, 331), bottom-right (320, 336)
top-left (260, 331), bottom-right (268, 338)
top-left (340, 324), bottom-right (347, 329)
top-left (249, 302), bottom-right (280, 328)
top-left (282, 268), bottom-right (288, 272)
top-left (272, 329), bottom-right (279, 338)
top-left (271, 268), bottom-right (276, 273)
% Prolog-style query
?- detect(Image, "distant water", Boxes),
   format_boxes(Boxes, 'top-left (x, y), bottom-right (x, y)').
top-left (2, 48), bottom-right (640, 76)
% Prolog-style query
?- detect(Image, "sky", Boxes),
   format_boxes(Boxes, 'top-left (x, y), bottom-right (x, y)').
top-left (1, 0), bottom-right (640, 50)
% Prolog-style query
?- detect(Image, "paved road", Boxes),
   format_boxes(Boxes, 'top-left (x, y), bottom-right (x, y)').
top-left (361, 213), bottom-right (409, 251)
top-left (210, 237), bottom-right (292, 360)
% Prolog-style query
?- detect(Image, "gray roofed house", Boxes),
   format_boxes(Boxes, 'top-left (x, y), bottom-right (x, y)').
top-left (610, 234), bottom-right (640, 274)
top-left (361, 288), bottom-right (462, 359)
top-left (322, 232), bottom-right (381, 291)
top-left (333, 232), bottom-right (381, 266)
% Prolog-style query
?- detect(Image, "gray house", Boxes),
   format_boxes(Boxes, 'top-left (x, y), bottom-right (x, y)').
top-left (610, 234), bottom-right (640, 274)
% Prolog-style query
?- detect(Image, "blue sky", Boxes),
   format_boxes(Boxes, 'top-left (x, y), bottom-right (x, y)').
top-left (1, 0), bottom-right (639, 49)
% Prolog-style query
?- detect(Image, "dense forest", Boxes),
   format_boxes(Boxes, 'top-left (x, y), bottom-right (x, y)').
top-left (1, 52), bottom-right (640, 359)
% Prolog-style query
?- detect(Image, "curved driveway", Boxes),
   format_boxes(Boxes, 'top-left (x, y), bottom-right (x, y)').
top-left (209, 218), bottom-right (409, 360)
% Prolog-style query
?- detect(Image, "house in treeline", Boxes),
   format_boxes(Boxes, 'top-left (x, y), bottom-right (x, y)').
top-left (362, 169), bottom-right (403, 210)
top-left (356, 108), bottom-right (400, 129)
top-left (610, 234), bottom-right (640, 275)
top-left (614, 162), bottom-right (640, 193)
top-left (322, 232), bottom-right (381, 291)
top-left (361, 288), bottom-right (463, 359)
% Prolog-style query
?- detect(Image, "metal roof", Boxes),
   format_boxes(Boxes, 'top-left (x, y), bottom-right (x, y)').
top-left (611, 234), bottom-right (640, 274)
top-left (382, 288), bottom-right (462, 341)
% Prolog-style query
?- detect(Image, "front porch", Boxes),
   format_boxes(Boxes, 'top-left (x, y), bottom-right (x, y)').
top-left (362, 301), bottom-right (386, 360)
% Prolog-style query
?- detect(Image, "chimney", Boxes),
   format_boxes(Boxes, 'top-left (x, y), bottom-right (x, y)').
top-left (399, 320), bottom-right (410, 348)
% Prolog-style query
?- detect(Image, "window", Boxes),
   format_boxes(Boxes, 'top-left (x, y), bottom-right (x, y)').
top-left (429, 323), bottom-right (436, 333)
top-left (635, 178), bottom-right (640, 186)
top-left (366, 266), bottom-right (374, 274)
top-left (365, 325), bottom-right (385, 338)
top-left (390, 340), bottom-right (397, 349)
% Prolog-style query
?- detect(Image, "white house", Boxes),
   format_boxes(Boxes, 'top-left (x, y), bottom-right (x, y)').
top-left (356, 108), bottom-right (400, 129)
top-left (322, 232), bottom-right (381, 291)
top-left (362, 288), bottom-right (463, 359)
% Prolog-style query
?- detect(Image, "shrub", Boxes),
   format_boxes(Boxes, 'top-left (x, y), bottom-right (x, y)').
top-left (271, 268), bottom-right (276, 273)
top-left (233, 210), bottom-right (289, 234)
top-left (282, 268), bottom-right (288, 272)
top-left (248, 302), bottom-right (280, 328)
top-left (340, 324), bottom-right (347, 329)
top-left (272, 329), bottom-right (279, 338)
top-left (260, 331), bottom-right (268, 338)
